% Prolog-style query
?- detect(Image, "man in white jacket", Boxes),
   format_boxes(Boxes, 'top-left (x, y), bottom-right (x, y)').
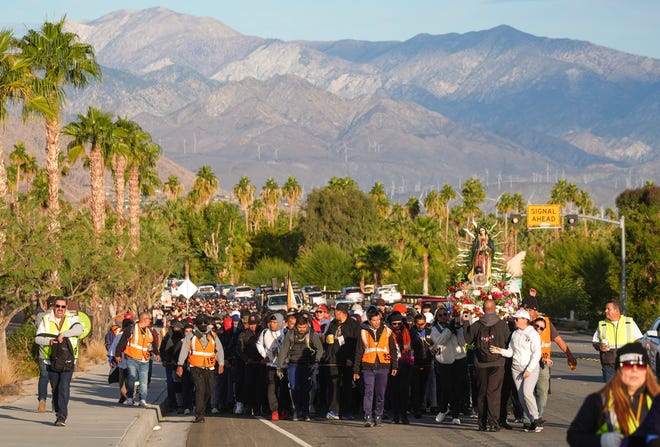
top-left (430, 307), bottom-right (468, 425)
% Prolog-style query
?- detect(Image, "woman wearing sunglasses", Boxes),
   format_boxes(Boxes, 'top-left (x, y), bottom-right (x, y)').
top-left (567, 342), bottom-right (660, 447)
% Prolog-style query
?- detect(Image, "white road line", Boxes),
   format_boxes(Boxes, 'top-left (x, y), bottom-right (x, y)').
top-left (255, 416), bottom-right (314, 447)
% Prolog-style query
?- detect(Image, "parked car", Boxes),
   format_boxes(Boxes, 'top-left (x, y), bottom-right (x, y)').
top-left (194, 283), bottom-right (220, 300)
top-left (301, 285), bottom-right (327, 306)
top-left (371, 284), bottom-right (403, 304)
top-left (227, 285), bottom-right (254, 301)
top-left (642, 316), bottom-right (660, 379)
top-left (340, 286), bottom-right (365, 303)
top-left (264, 292), bottom-right (303, 312)
top-left (216, 284), bottom-right (234, 297)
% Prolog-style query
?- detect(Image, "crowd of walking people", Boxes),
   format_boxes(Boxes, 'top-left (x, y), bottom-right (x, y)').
top-left (34, 291), bottom-right (659, 446)
top-left (101, 291), bottom-right (582, 432)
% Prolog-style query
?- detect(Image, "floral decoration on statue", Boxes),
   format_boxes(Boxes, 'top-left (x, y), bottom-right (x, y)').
top-left (448, 279), bottom-right (518, 321)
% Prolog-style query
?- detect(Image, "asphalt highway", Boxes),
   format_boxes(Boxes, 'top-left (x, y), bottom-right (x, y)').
top-left (147, 331), bottom-right (603, 447)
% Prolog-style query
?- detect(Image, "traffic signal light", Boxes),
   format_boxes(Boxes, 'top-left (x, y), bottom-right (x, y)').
top-left (510, 214), bottom-right (522, 226)
top-left (566, 214), bottom-right (579, 227)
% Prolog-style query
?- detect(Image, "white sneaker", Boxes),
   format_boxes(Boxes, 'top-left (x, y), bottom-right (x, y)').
top-left (139, 400), bottom-right (147, 407)
top-left (451, 418), bottom-right (461, 425)
top-left (124, 398), bottom-right (134, 406)
top-left (435, 410), bottom-right (448, 423)
top-left (234, 402), bottom-right (244, 414)
top-left (184, 408), bottom-right (191, 415)
top-left (211, 407), bottom-right (219, 414)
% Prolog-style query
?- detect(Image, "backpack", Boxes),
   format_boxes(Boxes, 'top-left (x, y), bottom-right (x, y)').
top-left (49, 338), bottom-right (76, 372)
top-left (475, 322), bottom-right (501, 363)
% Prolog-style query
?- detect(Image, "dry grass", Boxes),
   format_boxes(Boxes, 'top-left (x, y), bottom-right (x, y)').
top-left (0, 362), bottom-right (19, 388)
top-left (76, 338), bottom-right (108, 371)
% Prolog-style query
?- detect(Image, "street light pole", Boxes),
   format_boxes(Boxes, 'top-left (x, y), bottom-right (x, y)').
top-left (574, 214), bottom-right (627, 313)
top-left (620, 216), bottom-right (626, 314)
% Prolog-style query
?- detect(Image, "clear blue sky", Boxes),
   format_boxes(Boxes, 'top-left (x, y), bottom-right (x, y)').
top-left (4, 0), bottom-right (659, 59)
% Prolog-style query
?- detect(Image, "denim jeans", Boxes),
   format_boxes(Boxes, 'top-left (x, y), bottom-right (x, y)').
top-left (38, 358), bottom-right (49, 402)
top-left (287, 364), bottom-right (312, 417)
top-left (125, 356), bottom-right (150, 401)
top-left (48, 369), bottom-right (73, 420)
top-left (602, 365), bottom-right (616, 383)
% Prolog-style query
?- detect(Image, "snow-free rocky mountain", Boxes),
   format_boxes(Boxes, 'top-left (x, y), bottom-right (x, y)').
top-left (36, 8), bottom-right (660, 205)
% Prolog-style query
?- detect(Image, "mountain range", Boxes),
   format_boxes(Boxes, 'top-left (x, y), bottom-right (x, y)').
top-left (6, 7), bottom-right (660, 207)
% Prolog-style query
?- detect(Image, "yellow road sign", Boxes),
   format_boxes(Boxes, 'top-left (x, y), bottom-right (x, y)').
top-left (527, 204), bottom-right (562, 229)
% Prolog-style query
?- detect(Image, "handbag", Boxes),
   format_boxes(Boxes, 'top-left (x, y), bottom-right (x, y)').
top-left (108, 365), bottom-right (119, 384)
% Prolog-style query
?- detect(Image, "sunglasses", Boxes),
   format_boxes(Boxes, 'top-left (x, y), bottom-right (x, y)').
top-left (55, 304), bottom-right (67, 309)
top-left (390, 322), bottom-right (402, 326)
top-left (619, 360), bottom-right (647, 370)
top-left (534, 325), bottom-right (546, 331)
top-left (437, 313), bottom-right (448, 317)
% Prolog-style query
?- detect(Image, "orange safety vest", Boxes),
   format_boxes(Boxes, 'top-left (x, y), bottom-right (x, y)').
top-left (360, 326), bottom-right (392, 364)
top-left (124, 325), bottom-right (154, 361)
top-left (540, 316), bottom-right (552, 361)
top-left (188, 335), bottom-right (217, 369)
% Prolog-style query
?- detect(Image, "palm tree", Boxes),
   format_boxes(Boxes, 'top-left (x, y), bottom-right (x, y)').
top-left (22, 153), bottom-right (38, 193)
top-left (260, 177), bottom-right (281, 227)
top-left (354, 243), bottom-right (395, 289)
top-left (460, 178), bottom-right (485, 228)
top-left (423, 189), bottom-right (442, 224)
top-left (110, 117), bottom-right (141, 235)
top-left (124, 124), bottom-right (161, 253)
top-left (388, 203), bottom-right (410, 254)
top-left (328, 176), bottom-right (357, 191)
top-left (163, 175), bottom-right (183, 202)
top-left (233, 175), bottom-right (255, 232)
top-left (370, 181), bottom-right (391, 218)
top-left (8, 141), bottom-right (30, 198)
top-left (19, 17), bottom-right (102, 236)
top-left (249, 198), bottom-right (266, 233)
top-left (190, 165), bottom-right (218, 208)
top-left (409, 216), bottom-right (440, 295)
top-left (282, 176), bottom-right (302, 230)
top-left (496, 192), bottom-right (515, 255)
top-left (63, 106), bottom-right (114, 236)
top-left (439, 184), bottom-right (457, 242)
top-left (576, 188), bottom-right (593, 236)
top-left (0, 30), bottom-right (49, 203)
top-left (406, 197), bottom-right (421, 220)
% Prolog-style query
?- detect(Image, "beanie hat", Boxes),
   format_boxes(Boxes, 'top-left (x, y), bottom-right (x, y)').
top-left (393, 303), bottom-right (408, 314)
top-left (388, 311), bottom-right (404, 323)
top-left (523, 296), bottom-right (539, 310)
top-left (615, 342), bottom-right (649, 369)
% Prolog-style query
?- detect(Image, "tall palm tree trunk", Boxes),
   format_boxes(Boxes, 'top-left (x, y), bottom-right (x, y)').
top-left (0, 145), bottom-right (7, 201)
top-left (423, 253), bottom-right (429, 295)
top-left (89, 145), bottom-right (106, 236)
top-left (45, 117), bottom-right (61, 235)
top-left (45, 118), bottom-right (61, 287)
top-left (128, 165), bottom-right (140, 254)
top-left (113, 155), bottom-right (127, 236)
